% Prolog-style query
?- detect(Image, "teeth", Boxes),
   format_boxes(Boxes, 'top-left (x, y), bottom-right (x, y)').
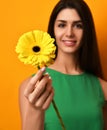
top-left (65, 41), bottom-right (74, 44)
top-left (63, 40), bottom-right (76, 42)
top-left (63, 40), bottom-right (76, 46)
top-left (64, 41), bottom-right (76, 44)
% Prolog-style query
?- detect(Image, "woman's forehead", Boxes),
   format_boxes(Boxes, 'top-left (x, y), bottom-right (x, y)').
top-left (56, 8), bottom-right (81, 22)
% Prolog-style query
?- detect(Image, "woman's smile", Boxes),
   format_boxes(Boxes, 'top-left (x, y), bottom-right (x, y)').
top-left (62, 39), bottom-right (77, 47)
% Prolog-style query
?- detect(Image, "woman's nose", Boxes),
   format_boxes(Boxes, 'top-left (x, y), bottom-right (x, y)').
top-left (65, 27), bottom-right (74, 38)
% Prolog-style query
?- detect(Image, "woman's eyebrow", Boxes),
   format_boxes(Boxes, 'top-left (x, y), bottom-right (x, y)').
top-left (73, 20), bottom-right (83, 24)
top-left (56, 20), bottom-right (67, 23)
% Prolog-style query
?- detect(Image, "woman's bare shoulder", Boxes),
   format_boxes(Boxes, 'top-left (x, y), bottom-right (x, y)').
top-left (99, 78), bottom-right (107, 101)
top-left (19, 76), bottom-right (32, 95)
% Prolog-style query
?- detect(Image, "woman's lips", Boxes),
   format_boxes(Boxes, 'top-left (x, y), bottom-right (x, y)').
top-left (62, 40), bottom-right (77, 46)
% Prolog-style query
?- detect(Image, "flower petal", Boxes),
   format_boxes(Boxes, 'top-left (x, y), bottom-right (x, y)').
top-left (15, 30), bottom-right (56, 68)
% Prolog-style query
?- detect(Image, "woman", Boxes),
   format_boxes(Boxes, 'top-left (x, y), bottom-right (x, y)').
top-left (19, 0), bottom-right (107, 130)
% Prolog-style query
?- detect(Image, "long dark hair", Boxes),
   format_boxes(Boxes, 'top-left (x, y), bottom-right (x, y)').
top-left (47, 0), bottom-right (104, 79)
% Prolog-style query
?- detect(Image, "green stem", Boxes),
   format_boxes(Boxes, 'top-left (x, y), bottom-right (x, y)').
top-left (52, 99), bottom-right (66, 130)
top-left (39, 65), bottom-right (66, 129)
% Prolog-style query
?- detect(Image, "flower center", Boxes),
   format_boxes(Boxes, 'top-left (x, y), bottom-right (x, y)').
top-left (32, 46), bottom-right (40, 52)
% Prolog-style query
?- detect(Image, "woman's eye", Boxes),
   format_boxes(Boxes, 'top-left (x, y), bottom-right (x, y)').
top-left (58, 23), bottom-right (65, 28)
top-left (74, 23), bottom-right (83, 29)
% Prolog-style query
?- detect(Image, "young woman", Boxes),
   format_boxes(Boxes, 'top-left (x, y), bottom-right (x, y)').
top-left (19, 0), bottom-right (107, 130)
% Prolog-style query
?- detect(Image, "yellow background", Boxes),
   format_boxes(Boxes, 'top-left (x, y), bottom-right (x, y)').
top-left (0, 0), bottom-right (107, 130)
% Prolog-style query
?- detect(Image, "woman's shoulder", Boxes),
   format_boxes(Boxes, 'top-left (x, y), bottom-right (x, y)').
top-left (19, 76), bottom-right (32, 94)
top-left (98, 78), bottom-right (107, 101)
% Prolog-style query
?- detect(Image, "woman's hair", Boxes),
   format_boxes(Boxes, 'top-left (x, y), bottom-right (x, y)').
top-left (47, 0), bottom-right (104, 78)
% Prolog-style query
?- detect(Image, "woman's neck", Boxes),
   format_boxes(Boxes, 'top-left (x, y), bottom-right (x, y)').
top-left (49, 54), bottom-right (83, 74)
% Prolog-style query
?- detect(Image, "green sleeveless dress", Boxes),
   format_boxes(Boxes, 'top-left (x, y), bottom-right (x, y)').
top-left (44, 67), bottom-right (105, 130)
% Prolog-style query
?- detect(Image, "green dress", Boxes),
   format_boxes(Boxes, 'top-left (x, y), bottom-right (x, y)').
top-left (44, 67), bottom-right (105, 130)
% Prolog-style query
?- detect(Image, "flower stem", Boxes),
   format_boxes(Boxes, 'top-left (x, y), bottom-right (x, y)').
top-left (37, 66), bottom-right (41, 70)
top-left (52, 99), bottom-right (66, 130)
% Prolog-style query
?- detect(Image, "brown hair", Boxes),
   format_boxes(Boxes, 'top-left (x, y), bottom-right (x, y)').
top-left (48, 0), bottom-right (104, 79)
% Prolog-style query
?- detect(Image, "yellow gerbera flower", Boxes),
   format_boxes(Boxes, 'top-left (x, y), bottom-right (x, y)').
top-left (15, 30), bottom-right (56, 68)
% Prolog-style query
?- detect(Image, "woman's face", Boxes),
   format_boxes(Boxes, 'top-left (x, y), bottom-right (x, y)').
top-left (54, 8), bottom-right (83, 55)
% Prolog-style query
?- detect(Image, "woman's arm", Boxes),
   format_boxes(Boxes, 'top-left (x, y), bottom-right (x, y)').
top-left (99, 78), bottom-right (107, 130)
top-left (19, 68), bottom-right (54, 130)
top-left (99, 78), bottom-right (107, 101)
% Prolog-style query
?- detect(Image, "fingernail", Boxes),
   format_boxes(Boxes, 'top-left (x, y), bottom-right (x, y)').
top-left (49, 76), bottom-right (51, 79)
top-left (41, 67), bottom-right (46, 72)
top-left (45, 72), bottom-right (49, 75)
top-left (44, 72), bottom-right (51, 79)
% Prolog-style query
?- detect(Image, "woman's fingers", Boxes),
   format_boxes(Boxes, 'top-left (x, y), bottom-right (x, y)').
top-left (24, 67), bottom-right (46, 97)
top-left (28, 74), bottom-right (50, 104)
top-left (35, 85), bottom-right (53, 108)
top-left (42, 89), bottom-right (54, 110)
top-left (35, 77), bottom-right (54, 110)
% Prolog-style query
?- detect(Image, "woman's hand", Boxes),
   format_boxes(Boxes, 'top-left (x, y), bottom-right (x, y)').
top-left (19, 67), bottom-right (54, 130)
top-left (24, 67), bottom-right (54, 110)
